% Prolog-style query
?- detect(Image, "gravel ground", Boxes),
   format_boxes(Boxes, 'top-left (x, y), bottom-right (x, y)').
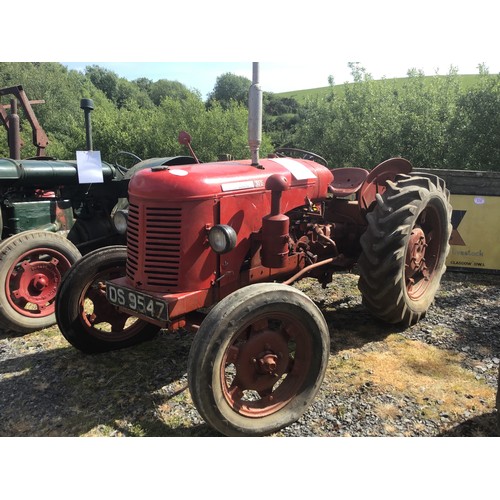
top-left (0, 268), bottom-right (499, 437)
top-left (288, 270), bottom-right (500, 437)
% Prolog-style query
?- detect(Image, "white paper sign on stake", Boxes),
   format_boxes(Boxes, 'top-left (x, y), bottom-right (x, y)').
top-left (76, 150), bottom-right (104, 184)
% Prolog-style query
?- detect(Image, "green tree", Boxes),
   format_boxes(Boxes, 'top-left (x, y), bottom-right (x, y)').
top-left (207, 72), bottom-right (252, 109)
top-left (262, 92), bottom-right (302, 148)
top-left (3, 62), bottom-right (498, 172)
top-left (394, 68), bottom-right (461, 168)
top-left (0, 62), bottom-right (102, 159)
top-left (132, 77), bottom-right (153, 94)
top-left (447, 72), bottom-right (500, 170)
top-left (149, 79), bottom-right (198, 106)
top-left (295, 63), bottom-right (478, 170)
top-left (85, 65), bottom-right (120, 102)
top-left (85, 65), bottom-right (153, 109)
top-left (156, 95), bottom-right (272, 162)
top-left (296, 63), bottom-right (402, 168)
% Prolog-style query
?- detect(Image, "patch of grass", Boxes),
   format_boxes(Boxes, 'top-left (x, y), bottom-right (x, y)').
top-left (326, 333), bottom-right (495, 421)
top-left (152, 382), bottom-right (195, 430)
top-left (375, 402), bottom-right (401, 420)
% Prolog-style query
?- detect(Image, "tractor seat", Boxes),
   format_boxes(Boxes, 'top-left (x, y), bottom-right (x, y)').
top-left (329, 167), bottom-right (368, 197)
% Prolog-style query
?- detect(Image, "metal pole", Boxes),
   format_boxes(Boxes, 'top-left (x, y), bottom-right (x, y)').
top-left (248, 62), bottom-right (263, 167)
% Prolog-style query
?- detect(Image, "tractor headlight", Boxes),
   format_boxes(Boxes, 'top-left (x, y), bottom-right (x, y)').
top-left (208, 225), bottom-right (237, 254)
top-left (113, 209), bottom-right (129, 234)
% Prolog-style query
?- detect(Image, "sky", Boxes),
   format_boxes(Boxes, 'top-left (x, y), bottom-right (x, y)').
top-left (8, 1), bottom-right (499, 99)
top-left (60, 59), bottom-right (496, 100)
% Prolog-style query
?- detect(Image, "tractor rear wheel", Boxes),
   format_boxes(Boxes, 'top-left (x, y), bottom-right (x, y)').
top-left (187, 283), bottom-right (330, 436)
top-left (55, 245), bottom-right (160, 353)
top-left (357, 173), bottom-right (452, 326)
top-left (0, 230), bottom-right (81, 333)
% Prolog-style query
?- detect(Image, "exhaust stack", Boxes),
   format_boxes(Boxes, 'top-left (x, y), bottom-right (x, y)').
top-left (8, 99), bottom-right (21, 160)
top-left (248, 62), bottom-right (263, 167)
top-left (80, 98), bottom-right (94, 151)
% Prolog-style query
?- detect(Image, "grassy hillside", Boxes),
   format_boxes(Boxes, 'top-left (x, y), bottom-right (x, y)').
top-left (277, 74), bottom-right (482, 102)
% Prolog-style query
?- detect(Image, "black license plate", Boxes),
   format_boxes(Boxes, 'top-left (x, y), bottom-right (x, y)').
top-left (106, 282), bottom-right (168, 321)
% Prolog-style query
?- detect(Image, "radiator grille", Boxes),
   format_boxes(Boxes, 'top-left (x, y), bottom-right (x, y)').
top-left (126, 203), bottom-right (182, 288)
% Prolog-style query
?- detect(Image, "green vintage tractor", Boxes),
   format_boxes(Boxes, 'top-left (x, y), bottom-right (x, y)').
top-left (0, 85), bottom-right (193, 333)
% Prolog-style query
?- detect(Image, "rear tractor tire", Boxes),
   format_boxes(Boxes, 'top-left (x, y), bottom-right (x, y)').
top-left (357, 173), bottom-right (452, 326)
top-left (0, 230), bottom-right (81, 333)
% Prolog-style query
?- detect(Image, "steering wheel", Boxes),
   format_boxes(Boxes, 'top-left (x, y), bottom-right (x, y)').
top-left (274, 147), bottom-right (328, 167)
top-left (114, 151), bottom-right (143, 174)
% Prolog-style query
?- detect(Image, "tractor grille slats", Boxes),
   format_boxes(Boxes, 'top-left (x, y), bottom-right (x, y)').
top-left (126, 203), bottom-right (182, 288)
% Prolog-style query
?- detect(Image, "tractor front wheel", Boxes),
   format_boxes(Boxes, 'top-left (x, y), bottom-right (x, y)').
top-left (357, 173), bottom-right (452, 326)
top-left (0, 230), bottom-right (81, 333)
top-left (187, 283), bottom-right (330, 436)
top-left (55, 245), bottom-right (160, 353)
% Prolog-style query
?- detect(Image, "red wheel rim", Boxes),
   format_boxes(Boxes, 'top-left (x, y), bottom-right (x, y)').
top-left (77, 266), bottom-right (152, 342)
top-left (405, 204), bottom-right (443, 300)
top-left (220, 312), bottom-right (313, 418)
top-left (5, 247), bottom-right (73, 318)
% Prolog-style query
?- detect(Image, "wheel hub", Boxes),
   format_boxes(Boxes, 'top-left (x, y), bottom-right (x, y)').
top-left (14, 259), bottom-right (61, 305)
top-left (256, 352), bottom-right (279, 375)
top-left (406, 227), bottom-right (429, 280)
top-left (235, 329), bottom-right (289, 393)
top-left (32, 273), bottom-right (49, 291)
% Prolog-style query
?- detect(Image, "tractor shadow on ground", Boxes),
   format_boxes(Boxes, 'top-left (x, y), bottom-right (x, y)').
top-left (317, 300), bottom-right (407, 355)
top-left (0, 329), bottom-right (219, 437)
top-left (0, 300), bottom-right (399, 438)
top-left (438, 411), bottom-right (499, 437)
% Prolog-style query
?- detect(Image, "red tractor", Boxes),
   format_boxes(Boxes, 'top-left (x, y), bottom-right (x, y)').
top-left (56, 64), bottom-right (452, 436)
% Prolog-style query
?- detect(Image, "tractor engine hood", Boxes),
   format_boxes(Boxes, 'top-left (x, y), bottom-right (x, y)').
top-left (128, 157), bottom-right (334, 202)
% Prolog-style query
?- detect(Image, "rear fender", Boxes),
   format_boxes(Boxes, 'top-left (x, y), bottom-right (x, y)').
top-left (358, 157), bottom-right (413, 217)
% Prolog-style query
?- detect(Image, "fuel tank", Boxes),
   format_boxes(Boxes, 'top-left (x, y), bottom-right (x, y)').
top-left (0, 157), bottom-right (118, 187)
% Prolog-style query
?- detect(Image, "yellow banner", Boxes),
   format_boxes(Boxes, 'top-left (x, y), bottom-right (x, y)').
top-left (447, 194), bottom-right (500, 271)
